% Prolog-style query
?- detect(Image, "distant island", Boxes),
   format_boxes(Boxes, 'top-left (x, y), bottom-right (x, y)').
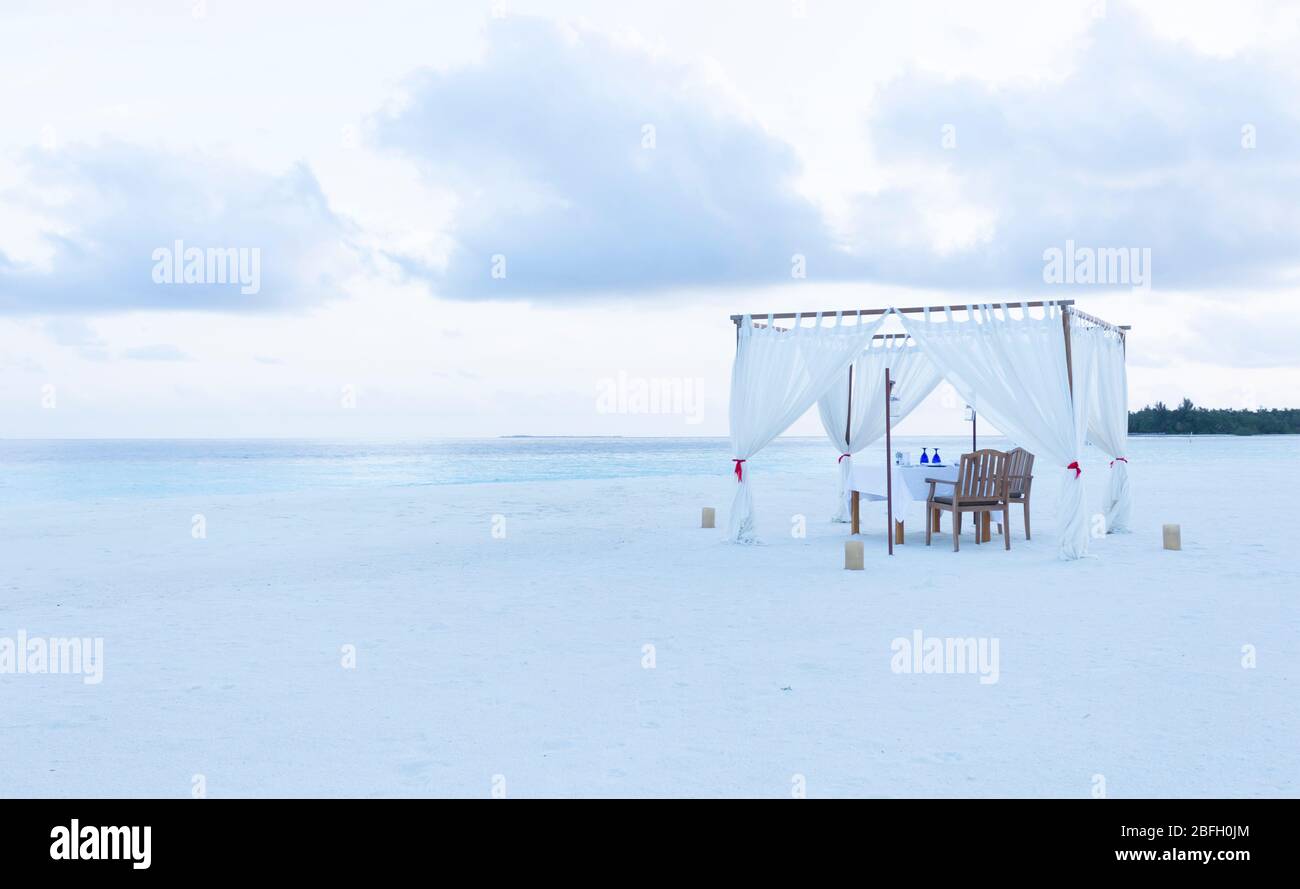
top-left (1130, 399), bottom-right (1300, 435)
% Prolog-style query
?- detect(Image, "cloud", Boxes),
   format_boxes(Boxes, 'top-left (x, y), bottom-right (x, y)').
top-left (9, 7), bottom-right (1296, 316)
top-left (372, 17), bottom-right (839, 299)
top-left (42, 317), bottom-right (104, 348)
top-left (0, 143), bottom-right (359, 314)
top-left (848, 4), bottom-right (1300, 291)
top-left (41, 317), bottom-right (108, 361)
top-left (374, 9), bottom-right (1300, 301)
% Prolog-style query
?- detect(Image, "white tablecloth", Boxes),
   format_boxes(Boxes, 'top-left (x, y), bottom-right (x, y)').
top-left (849, 463), bottom-right (960, 514)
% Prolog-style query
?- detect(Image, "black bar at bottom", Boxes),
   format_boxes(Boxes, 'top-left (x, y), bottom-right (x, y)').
top-left (0, 799), bottom-right (1282, 875)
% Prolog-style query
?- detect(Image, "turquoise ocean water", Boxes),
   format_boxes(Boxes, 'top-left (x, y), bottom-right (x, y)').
top-left (0, 434), bottom-right (1289, 503)
top-left (0, 436), bottom-right (997, 502)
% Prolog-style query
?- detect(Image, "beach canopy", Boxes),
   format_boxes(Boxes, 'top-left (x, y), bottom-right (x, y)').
top-left (816, 336), bottom-right (942, 523)
top-left (726, 301), bottom-right (1131, 560)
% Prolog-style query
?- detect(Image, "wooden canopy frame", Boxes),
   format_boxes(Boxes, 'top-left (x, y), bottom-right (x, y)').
top-left (730, 300), bottom-right (1131, 554)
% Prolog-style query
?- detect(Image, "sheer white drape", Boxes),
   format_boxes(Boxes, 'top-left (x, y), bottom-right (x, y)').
top-left (727, 311), bottom-right (889, 543)
top-left (817, 339), bottom-right (942, 521)
top-left (898, 303), bottom-right (1096, 559)
top-left (1076, 325), bottom-right (1132, 532)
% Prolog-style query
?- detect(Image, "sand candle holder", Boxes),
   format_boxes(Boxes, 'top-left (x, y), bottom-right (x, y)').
top-left (844, 539), bottom-right (864, 570)
top-left (1162, 524), bottom-right (1181, 550)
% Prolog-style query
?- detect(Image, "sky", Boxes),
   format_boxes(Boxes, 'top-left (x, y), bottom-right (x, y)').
top-left (2, 0), bottom-right (1299, 438)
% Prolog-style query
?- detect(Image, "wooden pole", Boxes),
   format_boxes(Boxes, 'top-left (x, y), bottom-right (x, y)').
top-left (844, 364), bottom-right (853, 453)
top-left (1062, 308), bottom-right (1075, 399)
top-left (1059, 308), bottom-right (1078, 548)
top-left (971, 410), bottom-right (977, 453)
top-left (885, 367), bottom-right (894, 556)
top-left (843, 362), bottom-right (854, 528)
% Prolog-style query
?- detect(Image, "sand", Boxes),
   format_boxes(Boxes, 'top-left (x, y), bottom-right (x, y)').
top-left (2, 438), bottom-right (1296, 797)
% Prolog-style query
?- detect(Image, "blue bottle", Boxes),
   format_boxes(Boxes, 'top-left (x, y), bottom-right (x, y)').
top-left (920, 448), bottom-right (930, 464)
top-left (933, 449), bottom-right (942, 465)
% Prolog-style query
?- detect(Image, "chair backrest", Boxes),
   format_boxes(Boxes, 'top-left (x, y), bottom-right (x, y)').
top-left (1007, 447), bottom-right (1035, 496)
top-left (956, 449), bottom-right (1010, 501)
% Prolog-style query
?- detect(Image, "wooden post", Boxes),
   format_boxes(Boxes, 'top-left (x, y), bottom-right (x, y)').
top-left (844, 364), bottom-right (853, 452)
top-left (1062, 307), bottom-right (1074, 399)
top-left (851, 491), bottom-right (860, 535)
top-left (885, 367), bottom-right (894, 556)
top-left (1060, 306), bottom-right (1077, 548)
top-left (842, 363), bottom-right (853, 527)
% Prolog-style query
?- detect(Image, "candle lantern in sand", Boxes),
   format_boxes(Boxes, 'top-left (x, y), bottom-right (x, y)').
top-left (844, 539), bottom-right (864, 570)
top-left (1162, 524), bottom-right (1181, 550)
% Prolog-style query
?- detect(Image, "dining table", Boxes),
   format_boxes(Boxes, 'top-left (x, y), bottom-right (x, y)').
top-left (847, 461), bottom-right (991, 543)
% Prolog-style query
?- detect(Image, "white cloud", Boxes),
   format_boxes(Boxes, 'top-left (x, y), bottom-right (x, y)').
top-left (364, 7), bottom-right (1300, 302)
top-left (372, 17), bottom-right (837, 299)
top-left (0, 143), bottom-right (360, 313)
top-left (844, 5), bottom-right (1300, 291)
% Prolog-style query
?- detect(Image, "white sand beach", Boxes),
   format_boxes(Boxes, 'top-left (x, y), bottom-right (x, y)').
top-left (3, 436), bottom-right (1295, 798)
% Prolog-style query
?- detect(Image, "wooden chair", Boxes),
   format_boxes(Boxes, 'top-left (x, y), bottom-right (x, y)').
top-left (998, 447), bottom-right (1035, 540)
top-left (925, 449), bottom-right (1011, 552)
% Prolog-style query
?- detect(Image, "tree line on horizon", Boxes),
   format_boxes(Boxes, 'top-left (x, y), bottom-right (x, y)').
top-left (1129, 399), bottom-right (1300, 435)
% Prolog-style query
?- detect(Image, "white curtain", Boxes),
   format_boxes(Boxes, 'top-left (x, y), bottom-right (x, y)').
top-left (1076, 325), bottom-right (1132, 533)
top-left (817, 338), bottom-right (943, 521)
top-left (727, 311), bottom-right (889, 543)
top-left (898, 303), bottom-right (1097, 559)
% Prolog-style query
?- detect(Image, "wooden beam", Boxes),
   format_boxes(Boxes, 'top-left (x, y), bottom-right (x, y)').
top-left (734, 302), bottom-right (1132, 341)
top-left (750, 322), bottom-right (912, 340)
top-left (731, 299), bottom-right (1075, 324)
top-left (1064, 306), bottom-right (1130, 334)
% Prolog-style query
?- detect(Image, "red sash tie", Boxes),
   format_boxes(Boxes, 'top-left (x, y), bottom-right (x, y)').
top-left (733, 459), bottom-right (746, 481)
top-left (1067, 461), bottom-right (1081, 479)
top-left (837, 453), bottom-right (851, 463)
top-left (1110, 457), bottom-right (1128, 468)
